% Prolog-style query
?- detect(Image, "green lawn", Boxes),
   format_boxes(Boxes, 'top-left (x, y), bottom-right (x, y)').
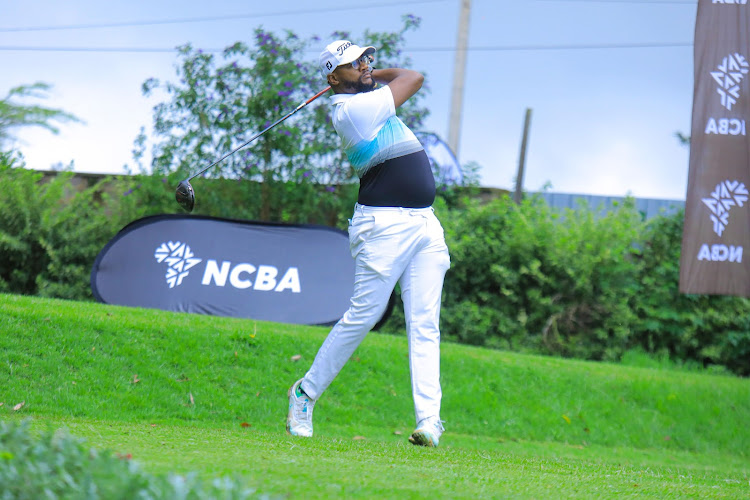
top-left (1, 293), bottom-right (749, 498)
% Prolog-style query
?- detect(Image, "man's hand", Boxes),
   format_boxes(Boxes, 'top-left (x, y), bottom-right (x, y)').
top-left (371, 68), bottom-right (424, 108)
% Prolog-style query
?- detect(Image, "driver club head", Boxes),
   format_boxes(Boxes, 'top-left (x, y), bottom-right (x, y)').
top-left (175, 180), bottom-right (195, 212)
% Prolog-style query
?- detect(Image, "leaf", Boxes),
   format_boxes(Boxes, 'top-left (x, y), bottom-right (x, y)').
top-left (290, 354), bottom-right (302, 362)
top-left (13, 402), bottom-right (25, 411)
top-left (132, 374), bottom-right (140, 384)
top-left (562, 414), bottom-right (571, 424)
top-left (189, 393), bottom-right (195, 405)
top-left (352, 436), bottom-right (366, 441)
top-left (240, 422), bottom-right (251, 428)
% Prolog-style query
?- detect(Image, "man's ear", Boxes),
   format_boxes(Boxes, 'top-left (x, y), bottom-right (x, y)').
top-left (327, 72), bottom-right (339, 86)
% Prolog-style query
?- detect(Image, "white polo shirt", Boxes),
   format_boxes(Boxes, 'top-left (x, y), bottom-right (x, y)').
top-left (329, 86), bottom-right (425, 178)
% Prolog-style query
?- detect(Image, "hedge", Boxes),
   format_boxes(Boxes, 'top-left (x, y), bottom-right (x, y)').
top-left (1, 157), bottom-right (748, 375)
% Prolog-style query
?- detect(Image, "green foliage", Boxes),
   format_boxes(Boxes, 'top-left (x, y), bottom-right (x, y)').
top-left (390, 195), bottom-right (643, 362)
top-left (0, 83), bottom-right (82, 148)
top-left (0, 420), bottom-right (259, 499)
top-left (380, 194), bottom-right (750, 376)
top-left (0, 157), bottom-right (131, 300)
top-left (3, 155), bottom-right (750, 375)
top-left (633, 209), bottom-right (750, 375)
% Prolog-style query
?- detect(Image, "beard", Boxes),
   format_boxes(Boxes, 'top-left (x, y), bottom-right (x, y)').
top-left (342, 75), bottom-right (376, 94)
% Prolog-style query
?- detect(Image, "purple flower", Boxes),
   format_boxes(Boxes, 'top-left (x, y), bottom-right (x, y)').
top-left (303, 171), bottom-right (311, 178)
top-left (217, 71), bottom-right (223, 76)
top-left (281, 130), bottom-right (291, 136)
top-left (277, 90), bottom-right (291, 97)
top-left (284, 81), bottom-right (293, 88)
top-left (326, 186), bottom-right (335, 193)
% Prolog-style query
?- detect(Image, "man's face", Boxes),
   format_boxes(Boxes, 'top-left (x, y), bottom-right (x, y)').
top-left (332, 55), bottom-right (375, 94)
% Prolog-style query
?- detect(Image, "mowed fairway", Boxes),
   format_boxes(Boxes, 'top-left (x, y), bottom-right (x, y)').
top-left (1, 293), bottom-right (749, 498)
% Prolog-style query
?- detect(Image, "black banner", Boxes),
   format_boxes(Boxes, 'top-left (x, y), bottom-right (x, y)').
top-left (91, 214), bottom-right (388, 326)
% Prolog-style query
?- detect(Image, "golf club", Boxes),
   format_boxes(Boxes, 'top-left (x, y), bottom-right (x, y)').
top-left (175, 86), bottom-right (332, 212)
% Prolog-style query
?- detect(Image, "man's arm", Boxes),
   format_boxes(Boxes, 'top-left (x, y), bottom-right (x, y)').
top-left (371, 68), bottom-right (424, 109)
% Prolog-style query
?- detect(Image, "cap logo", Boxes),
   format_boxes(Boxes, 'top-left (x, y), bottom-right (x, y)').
top-left (326, 61), bottom-right (333, 71)
top-left (336, 41), bottom-right (352, 56)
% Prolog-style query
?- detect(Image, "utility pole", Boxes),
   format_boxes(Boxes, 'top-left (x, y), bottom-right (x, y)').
top-left (514, 108), bottom-right (533, 204)
top-left (447, 0), bottom-right (472, 159)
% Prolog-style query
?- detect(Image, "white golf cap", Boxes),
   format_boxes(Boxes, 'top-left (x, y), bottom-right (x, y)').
top-left (319, 40), bottom-right (376, 76)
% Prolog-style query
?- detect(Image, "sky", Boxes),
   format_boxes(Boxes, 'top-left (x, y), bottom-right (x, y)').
top-left (0, 0), bottom-right (698, 200)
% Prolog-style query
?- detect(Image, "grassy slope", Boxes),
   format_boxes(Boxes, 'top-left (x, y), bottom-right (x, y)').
top-left (1, 293), bottom-right (749, 498)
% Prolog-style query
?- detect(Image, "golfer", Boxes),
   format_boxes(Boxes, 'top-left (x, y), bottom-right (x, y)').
top-left (286, 40), bottom-right (451, 447)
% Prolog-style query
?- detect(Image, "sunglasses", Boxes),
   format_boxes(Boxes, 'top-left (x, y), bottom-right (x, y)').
top-left (348, 54), bottom-right (374, 70)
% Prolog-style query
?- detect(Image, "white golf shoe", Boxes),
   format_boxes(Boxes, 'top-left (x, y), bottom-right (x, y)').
top-left (409, 416), bottom-right (445, 447)
top-left (286, 379), bottom-right (315, 437)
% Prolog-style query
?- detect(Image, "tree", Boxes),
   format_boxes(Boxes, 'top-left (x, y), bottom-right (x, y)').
top-left (139, 16), bottom-right (430, 221)
top-left (0, 83), bottom-right (82, 149)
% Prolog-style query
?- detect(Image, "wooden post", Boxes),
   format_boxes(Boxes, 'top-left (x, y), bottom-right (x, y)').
top-left (514, 108), bottom-right (533, 204)
top-left (447, 0), bottom-right (472, 159)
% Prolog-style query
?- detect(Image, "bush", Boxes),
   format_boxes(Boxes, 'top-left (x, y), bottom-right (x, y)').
top-left (633, 209), bottom-right (750, 375)
top-left (383, 195), bottom-right (750, 375)
top-left (434, 195), bottom-right (643, 361)
top-left (3, 160), bottom-right (749, 376)
top-left (0, 157), bottom-right (138, 300)
top-left (0, 419), bottom-right (259, 499)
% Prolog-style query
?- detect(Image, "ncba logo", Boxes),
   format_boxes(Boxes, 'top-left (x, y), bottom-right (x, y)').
top-left (704, 117), bottom-right (746, 136)
top-left (711, 53), bottom-right (748, 111)
top-left (154, 241), bottom-right (202, 288)
top-left (702, 180), bottom-right (748, 237)
top-left (711, 0), bottom-right (748, 4)
top-left (697, 181), bottom-right (747, 263)
top-left (154, 241), bottom-right (301, 292)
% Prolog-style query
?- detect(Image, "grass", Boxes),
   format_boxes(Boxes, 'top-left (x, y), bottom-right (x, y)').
top-left (1, 292), bottom-right (749, 498)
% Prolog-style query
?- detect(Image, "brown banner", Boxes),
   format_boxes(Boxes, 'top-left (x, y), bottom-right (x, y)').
top-left (680, 0), bottom-right (750, 296)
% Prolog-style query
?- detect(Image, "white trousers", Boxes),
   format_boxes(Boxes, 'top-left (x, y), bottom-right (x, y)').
top-left (302, 203), bottom-right (451, 424)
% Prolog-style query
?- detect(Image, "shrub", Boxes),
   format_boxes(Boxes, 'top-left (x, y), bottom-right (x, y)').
top-left (3, 160), bottom-right (749, 376)
top-left (435, 195), bottom-right (643, 361)
top-left (633, 209), bottom-right (750, 375)
top-left (0, 419), bottom-right (259, 499)
top-left (0, 157), bottom-right (136, 300)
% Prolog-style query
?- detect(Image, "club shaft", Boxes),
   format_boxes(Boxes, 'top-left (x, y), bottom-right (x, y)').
top-left (187, 86), bottom-right (331, 182)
